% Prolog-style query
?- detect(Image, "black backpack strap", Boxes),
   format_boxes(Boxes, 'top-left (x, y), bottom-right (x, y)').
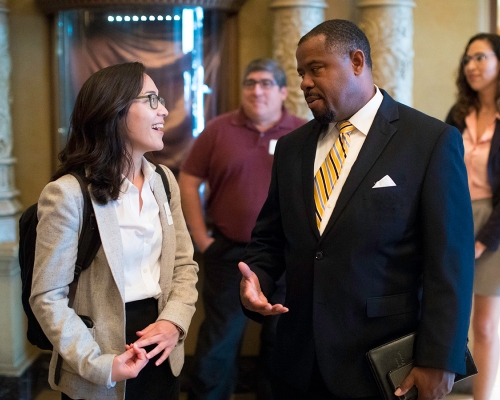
top-left (155, 165), bottom-right (171, 204)
top-left (67, 172), bottom-right (102, 307)
top-left (55, 172), bottom-right (102, 385)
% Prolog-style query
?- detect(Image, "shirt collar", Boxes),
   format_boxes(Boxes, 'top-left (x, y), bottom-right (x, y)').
top-left (349, 85), bottom-right (383, 135)
top-left (322, 85), bottom-right (383, 139)
top-left (118, 157), bottom-right (157, 201)
top-left (142, 158), bottom-right (157, 190)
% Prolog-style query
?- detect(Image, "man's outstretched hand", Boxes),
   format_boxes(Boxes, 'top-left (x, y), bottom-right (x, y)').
top-left (238, 262), bottom-right (289, 316)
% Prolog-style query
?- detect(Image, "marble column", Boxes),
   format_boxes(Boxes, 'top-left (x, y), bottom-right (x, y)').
top-left (270, 0), bottom-right (327, 120)
top-left (0, 0), bottom-right (37, 380)
top-left (358, 0), bottom-right (415, 106)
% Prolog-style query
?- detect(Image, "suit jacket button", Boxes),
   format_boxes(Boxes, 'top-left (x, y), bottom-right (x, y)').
top-left (315, 251), bottom-right (323, 260)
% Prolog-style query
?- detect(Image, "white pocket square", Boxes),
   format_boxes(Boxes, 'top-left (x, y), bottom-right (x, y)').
top-left (372, 175), bottom-right (396, 188)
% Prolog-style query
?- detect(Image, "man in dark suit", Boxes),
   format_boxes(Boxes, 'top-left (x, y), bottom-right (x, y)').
top-left (238, 19), bottom-right (475, 400)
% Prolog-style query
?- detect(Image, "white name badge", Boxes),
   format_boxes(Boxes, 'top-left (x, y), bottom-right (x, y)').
top-left (269, 139), bottom-right (277, 155)
top-left (164, 202), bottom-right (174, 225)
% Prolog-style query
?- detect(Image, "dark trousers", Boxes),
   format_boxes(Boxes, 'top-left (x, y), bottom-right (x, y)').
top-left (61, 297), bottom-right (179, 400)
top-left (188, 230), bottom-right (285, 400)
top-left (271, 356), bottom-right (382, 400)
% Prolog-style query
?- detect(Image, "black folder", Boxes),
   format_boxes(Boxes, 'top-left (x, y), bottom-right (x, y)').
top-left (366, 332), bottom-right (477, 400)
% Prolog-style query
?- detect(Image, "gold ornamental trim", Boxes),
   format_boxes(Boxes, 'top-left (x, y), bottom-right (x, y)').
top-left (36, 0), bottom-right (247, 14)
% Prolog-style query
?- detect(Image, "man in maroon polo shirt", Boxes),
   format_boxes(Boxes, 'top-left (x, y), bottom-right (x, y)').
top-left (179, 58), bottom-right (306, 400)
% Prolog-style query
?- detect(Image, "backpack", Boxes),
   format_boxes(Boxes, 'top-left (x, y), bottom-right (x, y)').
top-left (19, 165), bottom-right (171, 351)
top-left (19, 172), bottom-right (101, 350)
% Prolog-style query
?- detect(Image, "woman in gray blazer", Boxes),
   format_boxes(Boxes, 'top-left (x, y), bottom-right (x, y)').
top-left (30, 62), bottom-right (199, 400)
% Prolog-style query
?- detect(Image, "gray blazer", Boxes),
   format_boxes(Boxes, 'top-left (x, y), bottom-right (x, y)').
top-left (30, 164), bottom-right (198, 400)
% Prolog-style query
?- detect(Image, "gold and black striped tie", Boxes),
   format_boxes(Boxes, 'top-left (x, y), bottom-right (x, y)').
top-left (313, 120), bottom-right (354, 229)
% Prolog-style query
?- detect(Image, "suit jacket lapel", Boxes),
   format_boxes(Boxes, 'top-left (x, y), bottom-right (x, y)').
top-left (320, 91), bottom-right (399, 240)
top-left (302, 121), bottom-right (324, 240)
top-left (91, 196), bottom-right (125, 301)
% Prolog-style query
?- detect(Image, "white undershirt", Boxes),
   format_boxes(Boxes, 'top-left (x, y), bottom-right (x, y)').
top-left (314, 85), bottom-right (384, 235)
top-left (113, 158), bottom-right (162, 303)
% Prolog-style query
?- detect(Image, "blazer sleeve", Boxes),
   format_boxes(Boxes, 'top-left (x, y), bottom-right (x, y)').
top-left (156, 165), bottom-right (199, 338)
top-left (30, 176), bottom-right (115, 387)
top-left (414, 125), bottom-right (475, 374)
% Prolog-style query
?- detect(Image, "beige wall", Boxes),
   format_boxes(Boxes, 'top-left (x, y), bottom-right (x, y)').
top-left (8, 0), bottom-right (52, 208)
top-left (413, 0), bottom-right (489, 119)
top-left (239, 0), bottom-right (274, 78)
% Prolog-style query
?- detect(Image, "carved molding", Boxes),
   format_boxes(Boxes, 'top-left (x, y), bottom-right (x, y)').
top-left (36, 0), bottom-right (247, 13)
top-left (273, 5), bottom-right (324, 120)
top-left (0, 4), bottom-right (22, 241)
top-left (358, 0), bottom-right (415, 7)
top-left (270, 0), bottom-right (327, 9)
top-left (0, 12), bottom-right (12, 159)
top-left (358, 2), bottom-right (414, 106)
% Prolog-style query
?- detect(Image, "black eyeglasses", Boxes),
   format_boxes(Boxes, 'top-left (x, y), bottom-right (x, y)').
top-left (462, 52), bottom-right (496, 66)
top-left (136, 93), bottom-right (166, 109)
top-left (242, 79), bottom-right (277, 90)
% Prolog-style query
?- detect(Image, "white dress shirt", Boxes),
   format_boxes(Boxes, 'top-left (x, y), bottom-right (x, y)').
top-left (315, 86), bottom-right (384, 235)
top-left (113, 158), bottom-right (162, 303)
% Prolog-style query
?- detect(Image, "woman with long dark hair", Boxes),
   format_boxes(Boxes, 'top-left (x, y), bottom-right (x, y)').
top-left (30, 62), bottom-right (198, 399)
top-left (446, 33), bottom-right (500, 400)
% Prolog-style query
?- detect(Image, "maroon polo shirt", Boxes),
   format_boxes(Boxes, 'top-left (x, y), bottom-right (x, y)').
top-left (181, 107), bottom-right (306, 243)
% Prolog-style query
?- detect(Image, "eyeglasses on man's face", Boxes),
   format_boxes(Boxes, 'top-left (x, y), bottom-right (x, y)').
top-left (242, 79), bottom-right (278, 90)
top-left (136, 93), bottom-right (166, 109)
top-left (462, 52), bottom-right (497, 67)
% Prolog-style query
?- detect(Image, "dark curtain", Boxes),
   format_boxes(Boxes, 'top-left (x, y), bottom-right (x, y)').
top-left (57, 6), bottom-right (238, 175)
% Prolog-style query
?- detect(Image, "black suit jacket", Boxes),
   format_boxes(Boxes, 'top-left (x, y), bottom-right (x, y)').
top-left (445, 106), bottom-right (500, 250)
top-left (243, 91), bottom-right (475, 398)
